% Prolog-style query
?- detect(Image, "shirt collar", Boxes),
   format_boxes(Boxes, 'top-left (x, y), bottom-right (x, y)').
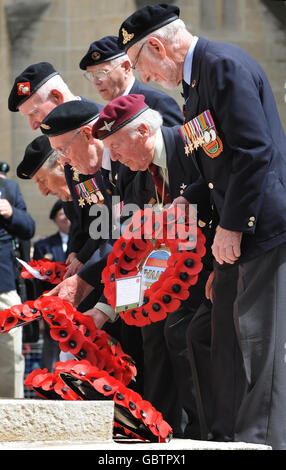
top-left (122, 76), bottom-right (136, 96)
top-left (152, 129), bottom-right (166, 168)
top-left (183, 36), bottom-right (199, 85)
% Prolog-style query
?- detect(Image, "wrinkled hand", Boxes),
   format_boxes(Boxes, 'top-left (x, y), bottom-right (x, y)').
top-left (83, 307), bottom-right (110, 329)
top-left (205, 271), bottom-right (214, 303)
top-left (66, 252), bottom-right (77, 265)
top-left (63, 257), bottom-right (83, 279)
top-left (212, 226), bottom-right (242, 265)
top-left (45, 274), bottom-right (94, 308)
top-left (0, 199), bottom-right (13, 219)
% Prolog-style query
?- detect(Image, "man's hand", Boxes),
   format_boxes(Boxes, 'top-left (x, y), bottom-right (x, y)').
top-left (0, 199), bottom-right (13, 219)
top-left (205, 271), bottom-right (214, 303)
top-left (66, 252), bottom-right (77, 265)
top-left (212, 226), bottom-right (242, 265)
top-left (83, 307), bottom-right (110, 329)
top-left (46, 274), bottom-right (94, 307)
top-left (63, 258), bottom-right (83, 279)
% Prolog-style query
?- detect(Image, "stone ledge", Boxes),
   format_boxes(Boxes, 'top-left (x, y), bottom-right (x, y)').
top-left (0, 399), bottom-right (114, 443)
top-left (0, 438), bottom-right (271, 450)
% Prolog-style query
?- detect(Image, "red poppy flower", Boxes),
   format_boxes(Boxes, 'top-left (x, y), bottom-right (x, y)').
top-left (49, 324), bottom-right (75, 342)
top-left (24, 368), bottom-right (48, 389)
top-left (0, 309), bottom-right (19, 331)
top-left (156, 290), bottom-right (181, 313)
top-left (163, 277), bottom-right (190, 301)
top-left (92, 376), bottom-right (118, 397)
top-left (174, 252), bottom-right (203, 277)
top-left (59, 329), bottom-right (85, 355)
top-left (54, 376), bottom-right (80, 401)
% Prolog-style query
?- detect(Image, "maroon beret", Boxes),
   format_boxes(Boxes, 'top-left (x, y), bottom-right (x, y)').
top-left (92, 94), bottom-right (149, 140)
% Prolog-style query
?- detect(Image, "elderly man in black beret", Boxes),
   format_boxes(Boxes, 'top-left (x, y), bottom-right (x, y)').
top-left (79, 35), bottom-right (183, 127)
top-left (117, 4), bottom-right (286, 450)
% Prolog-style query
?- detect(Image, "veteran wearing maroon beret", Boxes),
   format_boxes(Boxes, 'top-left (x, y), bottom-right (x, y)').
top-left (117, 3), bottom-right (286, 450)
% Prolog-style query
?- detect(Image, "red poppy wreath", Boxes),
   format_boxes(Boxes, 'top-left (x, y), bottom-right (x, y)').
top-left (20, 259), bottom-right (67, 284)
top-left (102, 206), bottom-right (206, 326)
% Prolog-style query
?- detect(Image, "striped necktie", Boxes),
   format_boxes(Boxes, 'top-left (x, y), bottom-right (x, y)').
top-left (148, 163), bottom-right (171, 205)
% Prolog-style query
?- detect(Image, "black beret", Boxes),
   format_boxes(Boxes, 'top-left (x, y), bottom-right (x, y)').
top-left (49, 199), bottom-right (63, 220)
top-left (17, 135), bottom-right (55, 180)
top-left (79, 35), bottom-right (126, 70)
top-left (118, 3), bottom-right (180, 51)
top-left (0, 162), bottom-right (10, 174)
top-left (8, 62), bottom-right (59, 112)
top-left (40, 100), bottom-right (101, 137)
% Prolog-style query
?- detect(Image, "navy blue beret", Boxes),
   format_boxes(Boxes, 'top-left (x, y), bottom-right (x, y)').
top-left (118, 3), bottom-right (180, 51)
top-left (8, 62), bottom-right (59, 112)
top-left (79, 35), bottom-right (126, 70)
top-left (49, 199), bottom-right (63, 220)
top-left (0, 162), bottom-right (10, 174)
top-left (40, 100), bottom-right (101, 137)
top-left (17, 135), bottom-right (55, 179)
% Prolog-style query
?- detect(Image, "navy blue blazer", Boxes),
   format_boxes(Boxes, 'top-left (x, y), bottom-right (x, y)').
top-left (182, 37), bottom-right (286, 261)
top-left (0, 178), bottom-right (35, 293)
top-left (130, 79), bottom-right (183, 127)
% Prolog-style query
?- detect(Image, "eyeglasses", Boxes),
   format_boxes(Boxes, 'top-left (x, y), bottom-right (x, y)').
top-left (83, 62), bottom-right (122, 82)
top-left (56, 130), bottom-right (81, 158)
top-left (131, 42), bottom-right (146, 71)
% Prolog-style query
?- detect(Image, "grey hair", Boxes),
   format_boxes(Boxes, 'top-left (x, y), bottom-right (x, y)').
top-left (109, 54), bottom-right (131, 67)
top-left (42, 150), bottom-right (62, 174)
top-left (36, 74), bottom-right (75, 102)
top-left (125, 108), bottom-right (163, 137)
top-left (136, 18), bottom-right (188, 50)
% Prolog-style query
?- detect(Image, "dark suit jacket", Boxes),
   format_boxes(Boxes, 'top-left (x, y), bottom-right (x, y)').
top-left (130, 78), bottom-right (183, 127)
top-left (0, 178), bottom-right (35, 293)
top-left (182, 37), bottom-right (286, 261)
top-left (33, 231), bottom-right (68, 297)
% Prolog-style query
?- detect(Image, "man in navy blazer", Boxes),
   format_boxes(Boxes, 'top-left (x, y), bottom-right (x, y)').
top-left (92, 93), bottom-right (213, 439)
top-left (0, 168), bottom-right (35, 398)
top-left (117, 4), bottom-right (286, 449)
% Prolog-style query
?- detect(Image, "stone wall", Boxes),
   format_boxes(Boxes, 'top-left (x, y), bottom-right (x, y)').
top-left (1, 0), bottom-right (285, 238)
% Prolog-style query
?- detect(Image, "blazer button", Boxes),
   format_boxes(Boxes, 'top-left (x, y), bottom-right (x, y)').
top-left (248, 221), bottom-right (254, 227)
top-left (208, 182), bottom-right (214, 189)
top-left (249, 216), bottom-right (255, 221)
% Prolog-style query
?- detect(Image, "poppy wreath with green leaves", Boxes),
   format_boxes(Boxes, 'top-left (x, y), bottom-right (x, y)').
top-left (102, 206), bottom-right (206, 327)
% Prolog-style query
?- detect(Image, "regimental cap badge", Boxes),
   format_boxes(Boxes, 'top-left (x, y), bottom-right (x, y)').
top-left (40, 123), bottom-right (51, 130)
top-left (17, 82), bottom-right (30, 96)
top-left (99, 120), bottom-right (115, 132)
top-left (91, 51), bottom-right (101, 61)
top-left (121, 28), bottom-right (134, 45)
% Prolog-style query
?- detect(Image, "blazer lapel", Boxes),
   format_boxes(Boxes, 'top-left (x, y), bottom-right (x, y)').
top-left (185, 37), bottom-right (209, 121)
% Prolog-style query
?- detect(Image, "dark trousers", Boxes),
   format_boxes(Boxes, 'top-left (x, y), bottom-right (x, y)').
top-left (234, 243), bottom-right (286, 450)
top-left (187, 262), bottom-right (246, 441)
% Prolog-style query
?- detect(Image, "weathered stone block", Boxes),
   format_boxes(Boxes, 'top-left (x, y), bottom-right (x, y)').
top-left (0, 399), bottom-right (114, 443)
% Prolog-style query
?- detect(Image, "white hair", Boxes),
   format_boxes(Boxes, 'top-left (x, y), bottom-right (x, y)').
top-left (109, 53), bottom-right (131, 67)
top-left (125, 108), bottom-right (163, 137)
top-left (36, 74), bottom-right (75, 102)
top-left (136, 18), bottom-right (188, 50)
top-left (42, 150), bottom-right (63, 175)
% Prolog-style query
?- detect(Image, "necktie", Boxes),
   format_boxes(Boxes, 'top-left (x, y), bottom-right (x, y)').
top-left (101, 168), bottom-right (114, 196)
top-left (182, 79), bottom-right (189, 101)
top-left (148, 163), bottom-right (171, 206)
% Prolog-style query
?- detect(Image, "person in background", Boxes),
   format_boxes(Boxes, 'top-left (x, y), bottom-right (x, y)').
top-left (0, 162), bottom-right (35, 397)
top-left (33, 200), bottom-right (70, 371)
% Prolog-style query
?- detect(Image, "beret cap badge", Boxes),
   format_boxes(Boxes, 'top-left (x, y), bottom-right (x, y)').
top-left (121, 28), bottom-right (134, 45)
top-left (91, 51), bottom-right (101, 61)
top-left (40, 123), bottom-right (51, 130)
top-left (17, 82), bottom-right (30, 96)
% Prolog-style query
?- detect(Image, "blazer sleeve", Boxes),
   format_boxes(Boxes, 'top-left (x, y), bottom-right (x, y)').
top-left (2, 182), bottom-right (35, 240)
